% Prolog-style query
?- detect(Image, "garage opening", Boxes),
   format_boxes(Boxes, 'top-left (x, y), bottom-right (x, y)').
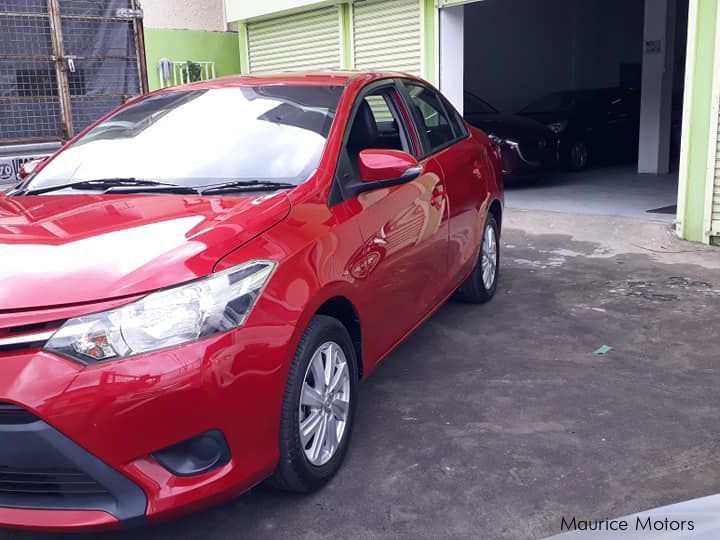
top-left (446, 0), bottom-right (689, 222)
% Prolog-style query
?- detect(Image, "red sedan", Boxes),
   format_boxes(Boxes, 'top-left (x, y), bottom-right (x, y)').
top-left (0, 72), bottom-right (503, 531)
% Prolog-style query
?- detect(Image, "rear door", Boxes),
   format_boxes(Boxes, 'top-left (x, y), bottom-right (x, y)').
top-left (399, 80), bottom-right (490, 293)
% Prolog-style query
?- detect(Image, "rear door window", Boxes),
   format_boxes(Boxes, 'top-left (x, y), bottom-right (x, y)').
top-left (440, 95), bottom-right (468, 139)
top-left (402, 82), bottom-right (456, 153)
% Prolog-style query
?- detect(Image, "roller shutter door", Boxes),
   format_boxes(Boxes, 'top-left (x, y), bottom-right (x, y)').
top-left (247, 7), bottom-right (342, 73)
top-left (352, 0), bottom-right (422, 75)
top-left (714, 117), bottom-right (720, 235)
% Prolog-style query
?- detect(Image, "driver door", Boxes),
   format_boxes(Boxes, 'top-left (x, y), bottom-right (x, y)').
top-left (339, 82), bottom-right (450, 365)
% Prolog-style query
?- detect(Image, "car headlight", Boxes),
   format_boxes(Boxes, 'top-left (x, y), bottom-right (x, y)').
top-left (487, 134), bottom-right (503, 160)
top-left (45, 260), bottom-right (275, 364)
top-left (548, 121), bottom-right (568, 134)
top-left (488, 134), bottom-right (519, 148)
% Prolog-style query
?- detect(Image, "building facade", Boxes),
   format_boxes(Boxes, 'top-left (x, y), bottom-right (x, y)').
top-left (676, 0), bottom-right (719, 244)
top-left (145, 0), bottom-right (720, 245)
top-left (141, 0), bottom-right (240, 90)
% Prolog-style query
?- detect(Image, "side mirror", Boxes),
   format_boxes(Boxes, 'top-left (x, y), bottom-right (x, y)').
top-left (359, 149), bottom-right (421, 184)
top-left (341, 149), bottom-right (422, 199)
top-left (18, 158), bottom-right (45, 180)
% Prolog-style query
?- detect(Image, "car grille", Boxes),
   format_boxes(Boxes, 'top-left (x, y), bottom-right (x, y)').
top-left (0, 403), bottom-right (38, 425)
top-left (0, 402), bottom-right (112, 502)
top-left (0, 320), bottom-right (63, 353)
top-left (0, 466), bottom-right (110, 498)
top-left (0, 406), bottom-right (146, 519)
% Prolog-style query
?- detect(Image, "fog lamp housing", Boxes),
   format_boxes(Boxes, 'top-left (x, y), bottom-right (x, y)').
top-left (153, 430), bottom-right (231, 477)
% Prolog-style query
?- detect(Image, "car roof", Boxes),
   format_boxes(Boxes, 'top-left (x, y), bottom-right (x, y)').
top-left (158, 70), bottom-right (425, 92)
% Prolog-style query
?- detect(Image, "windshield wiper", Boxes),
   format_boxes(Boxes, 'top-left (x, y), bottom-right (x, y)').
top-left (18, 178), bottom-right (295, 197)
top-left (199, 180), bottom-right (296, 195)
top-left (21, 178), bottom-right (189, 196)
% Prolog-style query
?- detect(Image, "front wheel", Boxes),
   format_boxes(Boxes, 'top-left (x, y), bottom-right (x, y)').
top-left (269, 315), bottom-right (358, 492)
top-left (454, 214), bottom-right (500, 303)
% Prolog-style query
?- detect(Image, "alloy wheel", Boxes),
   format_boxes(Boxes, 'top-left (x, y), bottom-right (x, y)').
top-left (481, 224), bottom-right (498, 290)
top-left (299, 341), bottom-right (351, 466)
top-left (570, 142), bottom-right (589, 170)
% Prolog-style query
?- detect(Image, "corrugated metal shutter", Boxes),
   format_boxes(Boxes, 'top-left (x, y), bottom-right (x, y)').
top-left (437, 0), bottom-right (473, 5)
top-left (713, 118), bottom-right (720, 232)
top-left (352, 0), bottom-right (422, 75)
top-left (247, 7), bottom-right (342, 73)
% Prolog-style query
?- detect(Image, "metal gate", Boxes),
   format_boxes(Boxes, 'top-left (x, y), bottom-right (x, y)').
top-left (246, 7), bottom-right (343, 73)
top-left (352, 0), bottom-right (423, 75)
top-left (0, 0), bottom-right (147, 144)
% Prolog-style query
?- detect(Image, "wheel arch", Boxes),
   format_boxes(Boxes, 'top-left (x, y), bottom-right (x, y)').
top-left (315, 296), bottom-right (363, 380)
top-left (489, 199), bottom-right (502, 233)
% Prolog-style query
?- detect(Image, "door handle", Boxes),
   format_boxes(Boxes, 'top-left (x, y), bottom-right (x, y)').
top-left (430, 184), bottom-right (445, 209)
top-left (473, 168), bottom-right (483, 179)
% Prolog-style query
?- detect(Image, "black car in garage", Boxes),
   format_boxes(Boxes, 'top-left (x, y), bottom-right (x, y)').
top-left (464, 92), bottom-right (558, 180)
top-left (517, 88), bottom-right (641, 171)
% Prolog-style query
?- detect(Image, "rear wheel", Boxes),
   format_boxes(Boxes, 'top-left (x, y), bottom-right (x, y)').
top-left (269, 315), bottom-right (358, 492)
top-left (568, 141), bottom-right (590, 171)
top-left (454, 214), bottom-right (500, 304)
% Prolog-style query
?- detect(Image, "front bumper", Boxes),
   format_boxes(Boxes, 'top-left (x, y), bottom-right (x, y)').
top-left (0, 301), bottom-right (295, 531)
top-left (500, 138), bottom-right (559, 179)
top-left (0, 407), bottom-right (145, 529)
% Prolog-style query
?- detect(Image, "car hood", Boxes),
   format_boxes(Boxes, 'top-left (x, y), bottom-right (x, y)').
top-left (464, 113), bottom-right (553, 141)
top-left (0, 192), bottom-right (291, 310)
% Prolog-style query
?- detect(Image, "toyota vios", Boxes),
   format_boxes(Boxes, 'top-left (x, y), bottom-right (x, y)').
top-left (0, 72), bottom-right (503, 531)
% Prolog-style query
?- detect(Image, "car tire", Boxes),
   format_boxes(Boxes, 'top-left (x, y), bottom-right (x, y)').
top-left (269, 315), bottom-right (358, 493)
top-left (454, 214), bottom-right (500, 304)
top-left (568, 141), bottom-right (590, 171)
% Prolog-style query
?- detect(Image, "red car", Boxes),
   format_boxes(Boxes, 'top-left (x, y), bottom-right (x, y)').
top-left (0, 72), bottom-right (503, 531)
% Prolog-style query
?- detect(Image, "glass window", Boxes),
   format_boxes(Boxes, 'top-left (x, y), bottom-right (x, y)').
top-left (365, 95), bottom-right (395, 125)
top-left (404, 83), bottom-right (455, 152)
top-left (342, 87), bottom-right (410, 182)
top-left (464, 93), bottom-right (498, 115)
top-left (520, 92), bottom-right (577, 114)
top-left (26, 85), bottom-right (343, 191)
top-left (441, 95), bottom-right (468, 138)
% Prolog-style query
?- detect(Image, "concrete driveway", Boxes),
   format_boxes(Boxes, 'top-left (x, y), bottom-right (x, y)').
top-left (505, 165), bottom-right (679, 222)
top-left (4, 209), bottom-right (720, 540)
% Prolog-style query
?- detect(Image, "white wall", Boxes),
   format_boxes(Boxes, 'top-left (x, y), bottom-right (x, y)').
top-left (638, 0), bottom-right (677, 174)
top-left (440, 6), bottom-right (465, 113)
top-left (464, 0), bottom-right (645, 113)
top-left (224, 0), bottom-right (329, 23)
top-left (142, 0), bottom-right (227, 31)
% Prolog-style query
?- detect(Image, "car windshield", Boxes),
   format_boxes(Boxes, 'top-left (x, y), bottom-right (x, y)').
top-left (464, 93), bottom-right (498, 114)
top-left (519, 92), bottom-right (579, 114)
top-left (25, 85), bottom-right (343, 192)
top-left (520, 90), bottom-right (609, 114)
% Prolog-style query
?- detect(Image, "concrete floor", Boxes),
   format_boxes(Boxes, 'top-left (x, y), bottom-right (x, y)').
top-left (4, 209), bottom-right (720, 540)
top-left (505, 165), bottom-right (679, 223)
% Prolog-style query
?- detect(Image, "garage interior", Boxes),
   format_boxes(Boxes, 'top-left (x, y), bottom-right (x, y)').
top-left (442, 0), bottom-right (689, 223)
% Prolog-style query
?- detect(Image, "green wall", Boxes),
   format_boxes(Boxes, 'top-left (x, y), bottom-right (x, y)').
top-left (422, 0), bottom-right (438, 85)
top-left (144, 28), bottom-right (241, 91)
top-left (678, 0), bottom-right (717, 242)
